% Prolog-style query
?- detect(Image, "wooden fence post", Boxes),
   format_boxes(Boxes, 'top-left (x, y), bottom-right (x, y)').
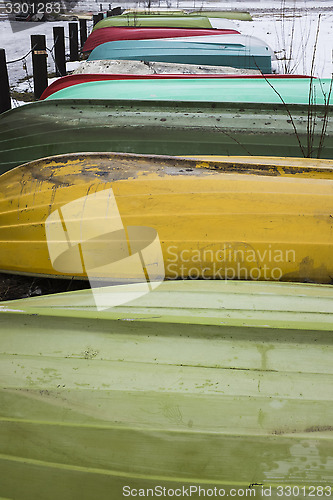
top-left (53, 26), bottom-right (66, 77)
top-left (93, 13), bottom-right (103, 25)
top-left (0, 49), bottom-right (11, 114)
top-left (79, 19), bottom-right (87, 49)
top-left (69, 22), bottom-right (79, 61)
top-left (31, 34), bottom-right (48, 100)
top-left (111, 6), bottom-right (122, 16)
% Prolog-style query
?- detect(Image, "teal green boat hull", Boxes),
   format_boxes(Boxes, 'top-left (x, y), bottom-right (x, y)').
top-left (46, 77), bottom-right (332, 106)
top-left (87, 39), bottom-right (272, 73)
top-left (0, 99), bottom-right (332, 174)
top-left (0, 280), bottom-right (333, 499)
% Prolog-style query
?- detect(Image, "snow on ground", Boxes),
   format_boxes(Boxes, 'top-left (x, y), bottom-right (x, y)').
top-left (232, 7), bottom-right (333, 77)
top-left (0, 19), bottom-right (93, 89)
top-left (0, 0), bottom-right (332, 103)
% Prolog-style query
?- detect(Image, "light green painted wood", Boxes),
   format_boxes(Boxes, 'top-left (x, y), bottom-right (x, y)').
top-left (0, 281), bottom-right (332, 498)
top-left (2, 280), bottom-right (333, 329)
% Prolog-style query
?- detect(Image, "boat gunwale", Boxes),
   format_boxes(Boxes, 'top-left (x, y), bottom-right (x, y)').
top-left (1, 97), bottom-right (332, 120)
top-left (1, 282), bottom-right (333, 332)
top-left (1, 151), bottom-right (332, 182)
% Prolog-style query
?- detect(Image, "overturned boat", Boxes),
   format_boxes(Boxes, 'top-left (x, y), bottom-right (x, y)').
top-left (93, 14), bottom-right (237, 30)
top-left (0, 279), bottom-right (332, 498)
top-left (40, 73), bottom-right (314, 100)
top-left (82, 26), bottom-right (241, 53)
top-left (44, 76), bottom-right (331, 106)
top-left (0, 152), bottom-right (332, 283)
top-left (121, 9), bottom-right (253, 20)
top-left (87, 37), bottom-right (272, 73)
top-left (1, 94), bottom-right (332, 173)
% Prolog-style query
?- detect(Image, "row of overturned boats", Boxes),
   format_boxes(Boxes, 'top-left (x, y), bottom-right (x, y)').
top-left (0, 7), bottom-right (332, 500)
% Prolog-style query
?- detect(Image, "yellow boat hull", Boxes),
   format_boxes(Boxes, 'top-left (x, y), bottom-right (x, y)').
top-left (0, 153), bottom-right (332, 283)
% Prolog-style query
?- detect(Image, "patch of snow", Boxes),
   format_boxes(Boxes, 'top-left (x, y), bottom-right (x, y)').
top-left (66, 60), bottom-right (84, 71)
top-left (11, 98), bottom-right (30, 107)
top-left (74, 58), bottom-right (260, 74)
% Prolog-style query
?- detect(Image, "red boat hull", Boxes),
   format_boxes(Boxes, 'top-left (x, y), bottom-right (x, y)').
top-left (82, 26), bottom-right (240, 52)
top-left (41, 73), bottom-right (313, 100)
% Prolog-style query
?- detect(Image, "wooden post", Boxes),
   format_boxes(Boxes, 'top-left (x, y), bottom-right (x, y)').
top-left (99, 3), bottom-right (102, 11)
top-left (53, 26), bottom-right (66, 77)
top-left (79, 19), bottom-right (87, 49)
top-left (0, 49), bottom-right (11, 114)
top-left (93, 13), bottom-right (103, 25)
top-left (31, 34), bottom-right (48, 100)
top-left (111, 6), bottom-right (122, 16)
top-left (69, 22), bottom-right (79, 62)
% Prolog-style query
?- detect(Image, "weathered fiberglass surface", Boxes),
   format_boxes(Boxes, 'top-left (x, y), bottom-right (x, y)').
top-left (0, 152), bottom-right (332, 282)
top-left (0, 99), bottom-right (332, 176)
top-left (0, 280), bottom-right (332, 499)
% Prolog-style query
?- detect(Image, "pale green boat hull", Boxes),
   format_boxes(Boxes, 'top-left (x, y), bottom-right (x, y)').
top-left (189, 10), bottom-right (252, 21)
top-left (121, 10), bottom-right (253, 21)
top-left (0, 281), bottom-right (333, 499)
top-left (94, 15), bottom-right (235, 30)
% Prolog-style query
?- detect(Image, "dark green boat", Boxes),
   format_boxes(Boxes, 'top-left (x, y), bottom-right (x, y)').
top-left (0, 98), bottom-right (332, 174)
